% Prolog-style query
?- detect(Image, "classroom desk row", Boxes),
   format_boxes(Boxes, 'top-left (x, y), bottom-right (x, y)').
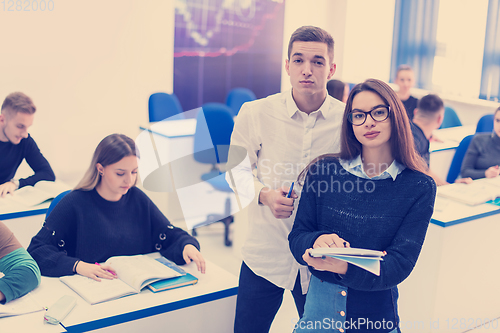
top-left (1, 258), bottom-right (238, 333)
top-left (398, 191), bottom-right (500, 333)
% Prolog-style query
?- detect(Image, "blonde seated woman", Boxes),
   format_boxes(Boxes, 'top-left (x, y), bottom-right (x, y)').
top-left (28, 134), bottom-right (205, 280)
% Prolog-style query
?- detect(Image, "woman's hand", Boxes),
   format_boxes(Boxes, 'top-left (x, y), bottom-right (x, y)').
top-left (75, 262), bottom-right (117, 282)
top-left (183, 244), bottom-right (206, 274)
top-left (485, 166), bottom-right (500, 178)
top-left (302, 233), bottom-right (350, 274)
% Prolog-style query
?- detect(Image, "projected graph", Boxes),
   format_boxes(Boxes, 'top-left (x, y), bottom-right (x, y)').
top-left (173, 0), bottom-right (285, 111)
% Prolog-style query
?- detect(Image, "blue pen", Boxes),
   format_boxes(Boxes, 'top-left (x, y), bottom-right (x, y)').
top-left (286, 182), bottom-right (295, 198)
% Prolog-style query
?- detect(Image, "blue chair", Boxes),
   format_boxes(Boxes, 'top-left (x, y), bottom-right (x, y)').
top-left (148, 92), bottom-right (184, 122)
top-left (46, 190), bottom-right (71, 218)
top-left (475, 114), bottom-right (494, 133)
top-left (225, 88), bottom-right (256, 116)
top-left (192, 103), bottom-right (235, 246)
top-left (439, 106), bottom-right (462, 129)
top-left (446, 135), bottom-right (474, 183)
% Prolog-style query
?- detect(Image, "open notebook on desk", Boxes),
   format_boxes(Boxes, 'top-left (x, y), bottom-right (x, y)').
top-left (437, 177), bottom-right (500, 206)
top-left (59, 255), bottom-right (189, 305)
top-left (0, 293), bottom-right (44, 318)
top-left (0, 181), bottom-right (70, 208)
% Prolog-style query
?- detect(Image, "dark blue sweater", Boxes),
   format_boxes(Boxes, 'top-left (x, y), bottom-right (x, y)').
top-left (289, 157), bottom-right (436, 332)
top-left (27, 187), bottom-right (199, 277)
top-left (0, 134), bottom-right (55, 188)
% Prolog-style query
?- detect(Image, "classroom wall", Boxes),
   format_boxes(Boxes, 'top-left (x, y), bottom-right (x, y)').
top-left (3, 0), bottom-right (494, 191)
top-left (0, 1), bottom-right (175, 182)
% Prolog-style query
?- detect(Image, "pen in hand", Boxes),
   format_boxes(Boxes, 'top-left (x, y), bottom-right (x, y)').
top-left (286, 182), bottom-right (295, 198)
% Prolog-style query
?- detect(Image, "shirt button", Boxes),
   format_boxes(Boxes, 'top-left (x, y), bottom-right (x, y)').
top-left (341, 291), bottom-right (347, 296)
top-left (340, 311), bottom-right (345, 316)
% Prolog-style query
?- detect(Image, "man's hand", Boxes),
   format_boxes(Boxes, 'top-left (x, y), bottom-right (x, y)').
top-left (485, 166), bottom-right (500, 179)
top-left (0, 181), bottom-right (16, 198)
top-left (259, 185), bottom-right (298, 219)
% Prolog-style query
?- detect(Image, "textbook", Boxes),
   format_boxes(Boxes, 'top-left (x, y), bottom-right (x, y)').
top-left (0, 293), bottom-right (44, 318)
top-left (147, 257), bottom-right (198, 292)
top-left (59, 255), bottom-right (183, 305)
top-left (0, 181), bottom-right (71, 207)
top-left (437, 177), bottom-right (500, 206)
top-left (308, 247), bottom-right (385, 276)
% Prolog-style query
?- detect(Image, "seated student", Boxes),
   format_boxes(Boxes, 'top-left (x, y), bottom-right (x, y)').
top-left (0, 221), bottom-right (41, 304)
top-left (410, 94), bottom-right (449, 186)
top-left (27, 134), bottom-right (205, 280)
top-left (0, 92), bottom-right (55, 198)
top-left (289, 79), bottom-right (436, 333)
top-left (395, 64), bottom-right (418, 120)
top-left (461, 107), bottom-right (500, 180)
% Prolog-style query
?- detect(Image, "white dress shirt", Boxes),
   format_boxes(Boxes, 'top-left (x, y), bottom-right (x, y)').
top-left (226, 89), bottom-right (345, 292)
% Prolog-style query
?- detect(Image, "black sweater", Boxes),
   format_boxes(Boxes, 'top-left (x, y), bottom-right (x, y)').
top-left (461, 133), bottom-right (500, 179)
top-left (27, 187), bottom-right (199, 277)
top-left (0, 134), bottom-right (55, 188)
top-left (289, 158), bottom-right (436, 331)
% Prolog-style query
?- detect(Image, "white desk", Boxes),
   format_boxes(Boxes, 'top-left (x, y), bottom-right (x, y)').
top-left (137, 119), bottom-right (241, 232)
top-left (0, 260), bottom-right (237, 333)
top-left (0, 204), bottom-right (49, 248)
top-left (398, 196), bottom-right (500, 332)
top-left (429, 125), bottom-right (475, 181)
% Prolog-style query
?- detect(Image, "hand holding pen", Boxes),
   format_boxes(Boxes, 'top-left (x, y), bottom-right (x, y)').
top-left (258, 182), bottom-right (297, 219)
top-left (74, 261), bottom-right (117, 281)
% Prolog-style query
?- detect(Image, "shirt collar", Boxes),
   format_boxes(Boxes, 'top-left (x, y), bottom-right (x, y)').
top-left (285, 89), bottom-right (333, 120)
top-left (344, 155), bottom-right (405, 181)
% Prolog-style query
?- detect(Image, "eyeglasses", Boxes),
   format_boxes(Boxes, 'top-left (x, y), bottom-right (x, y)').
top-left (347, 105), bottom-right (390, 126)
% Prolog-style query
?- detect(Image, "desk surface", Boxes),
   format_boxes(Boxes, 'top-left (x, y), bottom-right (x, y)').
top-left (0, 201), bottom-right (49, 221)
top-left (431, 195), bottom-right (500, 227)
top-left (429, 125), bottom-right (475, 152)
top-left (0, 258), bottom-right (237, 333)
top-left (140, 118), bottom-right (196, 138)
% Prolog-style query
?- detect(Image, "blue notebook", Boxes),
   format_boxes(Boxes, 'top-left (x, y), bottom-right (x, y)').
top-left (147, 257), bottom-right (198, 292)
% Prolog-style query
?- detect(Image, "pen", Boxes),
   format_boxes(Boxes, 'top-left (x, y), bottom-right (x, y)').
top-left (286, 182), bottom-right (295, 198)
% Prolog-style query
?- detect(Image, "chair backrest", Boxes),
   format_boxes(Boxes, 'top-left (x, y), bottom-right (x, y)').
top-left (475, 114), bottom-right (494, 133)
top-left (194, 103), bottom-right (234, 165)
top-left (439, 106), bottom-right (462, 129)
top-left (148, 92), bottom-right (184, 122)
top-left (46, 190), bottom-right (71, 218)
top-left (446, 135), bottom-right (474, 183)
top-left (225, 88), bottom-right (256, 116)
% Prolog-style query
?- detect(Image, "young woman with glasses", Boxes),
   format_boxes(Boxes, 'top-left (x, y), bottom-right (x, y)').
top-left (289, 79), bottom-right (436, 333)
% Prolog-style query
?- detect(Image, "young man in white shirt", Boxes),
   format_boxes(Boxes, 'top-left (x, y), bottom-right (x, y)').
top-left (227, 26), bottom-right (345, 332)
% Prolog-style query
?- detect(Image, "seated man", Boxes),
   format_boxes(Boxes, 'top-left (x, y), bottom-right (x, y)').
top-left (0, 92), bottom-right (55, 197)
top-left (410, 94), bottom-right (448, 185)
top-left (0, 221), bottom-right (41, 303)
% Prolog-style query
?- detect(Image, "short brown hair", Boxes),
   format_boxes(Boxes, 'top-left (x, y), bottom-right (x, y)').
top-left (1, 92), bottom-right (36, 115)
top-left (288, 26), bottom-right (334, 64)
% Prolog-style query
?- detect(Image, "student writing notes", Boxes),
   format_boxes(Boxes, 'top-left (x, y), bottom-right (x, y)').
top-left (289, 79), bottom-right (436, 333)
top-left (226, 26), bottom-right (344, 333)
top-left (27, 134), bottom-right (205, 280)
top-left (461, 106), bottom-right (500, 180)
top-left (0, 221), bottom-right (41, 303)
top-left (0, 92), bottom-right (55, 197)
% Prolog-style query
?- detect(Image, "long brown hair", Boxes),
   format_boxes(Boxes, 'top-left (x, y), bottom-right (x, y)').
top-left (75, 134), bottom-right (139, 190)
top-left (298, 78), bottom-right (427, 184)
